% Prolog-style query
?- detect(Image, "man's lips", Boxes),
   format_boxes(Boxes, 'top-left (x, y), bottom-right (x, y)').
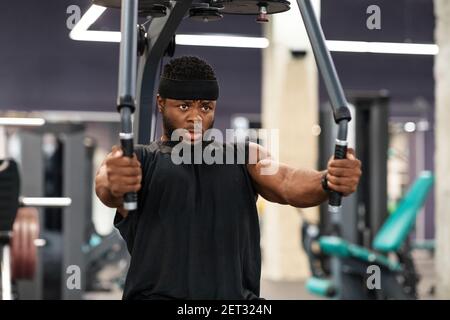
top-left (185, 129), bottom-right (202, 141)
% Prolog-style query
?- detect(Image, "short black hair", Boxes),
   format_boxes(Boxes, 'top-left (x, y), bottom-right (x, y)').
top-left (162, 56), bottom-right (217, 81)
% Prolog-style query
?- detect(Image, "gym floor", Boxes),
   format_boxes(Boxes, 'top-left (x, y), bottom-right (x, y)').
top-left (83, 279), bottom-right (321, 300)
top-left (83, 250), bottom-right (435, 300)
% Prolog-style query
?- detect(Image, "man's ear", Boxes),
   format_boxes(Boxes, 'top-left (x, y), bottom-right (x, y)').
top-left (156, 95), bottom-right (164, 113)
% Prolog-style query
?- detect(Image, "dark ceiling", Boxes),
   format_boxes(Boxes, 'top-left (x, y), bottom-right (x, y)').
top-left (321, 0), bottom-right (435, 118)
top-left (0, 0), bottom-right (436, 125)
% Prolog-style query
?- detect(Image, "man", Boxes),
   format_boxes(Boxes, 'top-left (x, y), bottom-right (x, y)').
top-left (95, 56), bottom-right (362, 300)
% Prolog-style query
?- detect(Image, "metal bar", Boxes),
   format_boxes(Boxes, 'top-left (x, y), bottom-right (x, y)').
top-left (135, 0), bottom-right (194, 144)
top-left (296, 0), bottom-right (349, 120)
top-left (0, 118), bottom-right (45, 127)
top-left (297, 0), bottom-right (352, 213)
top-left (117, 0), bottom-right (138, 211)
top-left (118, 0), bottom-right (138, 103)
top-left (0, 126), bottom-right (6, 158)
top-left (62, 131), bottom-right (87, 300)
top-left (369, 95), bottom-right (389, 238)
top-left (16, 131), bottom-right (44, 300)
top-left (19, 197), bottom-right (72, 208)
top-left (297, 0), bottom-right (352, 299)
top-left (37, 111), bottom-right (120, 123)
top-left (1, 245), bottom-right (12, 300)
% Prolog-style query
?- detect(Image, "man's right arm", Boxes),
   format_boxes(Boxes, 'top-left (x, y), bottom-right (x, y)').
top-left (95, 145), bottom-right (142, 218)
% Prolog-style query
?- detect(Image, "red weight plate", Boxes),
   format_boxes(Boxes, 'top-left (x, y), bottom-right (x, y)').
top-left (11, 207), bottom-right (39, 280)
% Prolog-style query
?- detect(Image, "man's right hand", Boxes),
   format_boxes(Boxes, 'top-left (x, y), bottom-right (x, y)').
top-left (105, 145), bottom-right (142, 199)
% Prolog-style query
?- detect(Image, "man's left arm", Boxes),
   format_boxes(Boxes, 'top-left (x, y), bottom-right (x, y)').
top-left (246, 143), bottom-right (362, 208)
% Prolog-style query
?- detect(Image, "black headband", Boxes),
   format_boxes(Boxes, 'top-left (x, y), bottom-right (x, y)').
top-left (158, 77), bottom-right (219, 100)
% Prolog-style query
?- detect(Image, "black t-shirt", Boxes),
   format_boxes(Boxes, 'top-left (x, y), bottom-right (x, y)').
top-left (114, 140), bottom-right (261, 300)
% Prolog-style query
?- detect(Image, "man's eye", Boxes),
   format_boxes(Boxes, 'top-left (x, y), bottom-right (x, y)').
top-left (201, 105), bottom-right (211, 111)
top-left (179, 104), bottom-right (189, 111)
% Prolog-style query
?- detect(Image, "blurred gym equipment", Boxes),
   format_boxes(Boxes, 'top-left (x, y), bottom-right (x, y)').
top-left (305, 171), bottom-right (434, 299)
top-left (0, 159), bottom-right (20, 300)
top-left (0, 158), bottom-right (70, 299)
top-left (0, 118), bottom-right (129, 300)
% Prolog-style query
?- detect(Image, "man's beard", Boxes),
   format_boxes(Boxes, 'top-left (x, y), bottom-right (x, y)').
top-left (162, 113), bottom-right (214, 141)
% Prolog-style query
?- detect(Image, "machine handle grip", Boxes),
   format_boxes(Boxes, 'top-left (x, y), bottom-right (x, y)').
top-left (328, 143), bottom-right (347, 208)
top-left (121, 136), bottom-right (137, 211)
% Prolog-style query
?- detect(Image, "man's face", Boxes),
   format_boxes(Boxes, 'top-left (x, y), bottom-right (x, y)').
top-left (157, 96), bottom-right (216, 142)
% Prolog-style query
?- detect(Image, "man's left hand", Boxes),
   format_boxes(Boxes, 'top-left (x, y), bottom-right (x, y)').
top-left (326, 148), bottom-right (362, 196)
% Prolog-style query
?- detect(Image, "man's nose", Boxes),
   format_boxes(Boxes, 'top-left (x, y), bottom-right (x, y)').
top-left (187, 109), bottom-right (203, 123)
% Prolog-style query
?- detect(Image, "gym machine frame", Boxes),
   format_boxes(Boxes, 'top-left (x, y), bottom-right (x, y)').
top-left (0, 124), bottom-right (89, 300)
top-left (113, 0), bottom-right (351, 297)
